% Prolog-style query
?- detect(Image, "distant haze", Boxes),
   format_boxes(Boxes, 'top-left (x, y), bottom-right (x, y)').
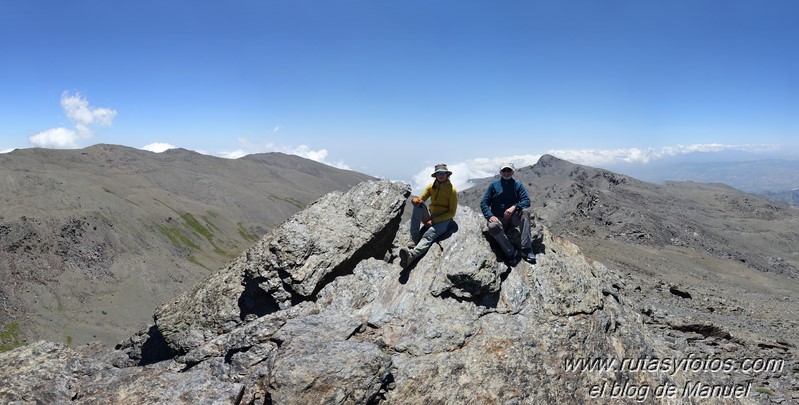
top-left (606, 157), bottom-right (799, 194)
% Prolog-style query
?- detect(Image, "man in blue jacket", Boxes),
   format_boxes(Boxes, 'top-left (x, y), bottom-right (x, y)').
top-left (480, 162), bottom-right (535, 264)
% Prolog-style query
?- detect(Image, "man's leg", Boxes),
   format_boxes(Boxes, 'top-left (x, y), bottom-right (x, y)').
top-left (488, 219), bottom-right (516, 258)
top-left (511, 209), bottom-right (533, 251)
top-left (511, 209), bottom-right (535, 262)
top-left (401, 219), bottom-right (450, 267)
top-left (409, 202), bottom-right (431, 244)
top-left (414, 219), bottom-right (450, 255)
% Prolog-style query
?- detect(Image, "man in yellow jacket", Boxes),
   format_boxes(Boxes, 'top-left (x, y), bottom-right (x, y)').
top-left (399, 163), bottom-right (458, 268)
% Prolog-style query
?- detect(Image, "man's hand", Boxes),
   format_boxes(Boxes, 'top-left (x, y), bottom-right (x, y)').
top-left (425, 219), bottom-right (433, 226)
top-left (412, 197), bottom-right (422, 207)
top-left (488, 216), bottom-right (500, 223)
top-left (503, 205), bottom-right (516, 219)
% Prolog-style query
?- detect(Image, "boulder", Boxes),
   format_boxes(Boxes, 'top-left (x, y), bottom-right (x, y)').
top-left (126, 179), bottom-right (410, 358)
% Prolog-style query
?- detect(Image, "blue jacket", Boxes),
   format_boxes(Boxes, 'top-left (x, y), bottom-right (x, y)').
top-left (480, 177), bottom-right (531, 219)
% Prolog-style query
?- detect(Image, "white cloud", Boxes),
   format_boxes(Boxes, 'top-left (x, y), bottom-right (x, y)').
top-left (75, 123), bottom-right (92, 138)
top-left (411, 143), bottom-right (775, 194)
top-left (412, 155), bottom-right (542, 194)
top-left (142, 142), bottom-right (177, 153)
top-left (219, 149), bottom-right (247, 159)
top-left (290, 144), bottom-right (327, 162)
top-left (29, 91), bottom-right (117, 148)
top-left (29, 127), bottom-right (80, 149)
top-left (60, 91), bottom-right (117, 130)
top-left (221, 138), bottom-right (351, 170)
top-left (548, 143), bottom-right (776, 165)
top-left (286, 145), bottom-right (351, 170)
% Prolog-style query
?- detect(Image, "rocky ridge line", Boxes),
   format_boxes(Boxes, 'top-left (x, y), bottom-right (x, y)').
top-left (1, 180), bottom-right (753, 404)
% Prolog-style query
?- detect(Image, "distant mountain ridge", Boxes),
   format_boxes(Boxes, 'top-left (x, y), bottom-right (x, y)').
top-left (609, 158), bottom-right (799, 196)
top-left (764, 189), bottom-right (799, 206)
top-left (0, 144), bottom-right (373, 347)
top-left (461, 155), bottom-right (799, 278)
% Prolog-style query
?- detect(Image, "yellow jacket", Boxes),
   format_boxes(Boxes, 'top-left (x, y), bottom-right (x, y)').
top-left (419, 179), bottom-right (457, 224)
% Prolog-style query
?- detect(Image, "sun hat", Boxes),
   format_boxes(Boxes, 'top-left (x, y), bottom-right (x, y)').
top-left (431, 163), bottom-right (453, 177)
top-left (500, 162), bottom-right (515, 171)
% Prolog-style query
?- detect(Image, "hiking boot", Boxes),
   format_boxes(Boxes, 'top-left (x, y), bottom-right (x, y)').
top-left (399, 248), bottom-right (414, 268)
top-left (506, 249), bottom-right (521, 266)
top-left (522, 249), bottom-right (536, 263)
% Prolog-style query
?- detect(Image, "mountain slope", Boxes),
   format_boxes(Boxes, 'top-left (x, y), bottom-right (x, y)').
top-left (460, 155), bottom-right (799, 396)
top-left (0, 144), bottom-right (373, 347)
top-left (461, 154), bottom-right (799, 278)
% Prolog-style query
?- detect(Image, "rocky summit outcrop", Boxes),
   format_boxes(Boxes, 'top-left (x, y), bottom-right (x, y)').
top-left (1, 180), bottom-right (755, 404)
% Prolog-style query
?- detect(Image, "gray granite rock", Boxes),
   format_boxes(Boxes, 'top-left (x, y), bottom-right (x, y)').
top-left (2, 179), bottom-right (749, 404)
top-left (139, 179), bottom-right (410, 357)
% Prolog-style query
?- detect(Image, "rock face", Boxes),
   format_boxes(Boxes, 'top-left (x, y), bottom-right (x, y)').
top-left (0, 179), bottom-right (763, 403)
top-left (134, 179), bottom-right (409, 359)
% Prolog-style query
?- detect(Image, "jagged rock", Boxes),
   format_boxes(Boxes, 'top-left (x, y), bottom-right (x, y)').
top-left (0, 341), bottom-right (115, 403)
top-left (139, 179), bottom-right (410, 357)
top-left (387, 206), bottom-right (509, 299)
top-left (268, 329), bottom-right (391, 404)
top-left (533, 234), bottom-right (605, 316)
top-left (2, 179), bottom-right (750, 404)
top-left (0, 341), bottom-right (246, 404)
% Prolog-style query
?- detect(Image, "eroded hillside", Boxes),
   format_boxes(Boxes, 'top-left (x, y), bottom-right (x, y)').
top-left (0, 145), bottom-right (372, 347)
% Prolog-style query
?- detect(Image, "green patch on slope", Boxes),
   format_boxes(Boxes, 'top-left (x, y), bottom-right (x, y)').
top-left (181, 213), bottom-right (213, 241)
top-left (157, 224), bottom-right (200, 251)
top-left (203, 213), bottom-right (223, 234)
top-left (237, 222), bottom-right (261, 243)
top-left (156, 206), bottom-right (249, 262)
top-left (269, 194), bottom-right (304, 209)
top-left (0, 323), bottom-right (23, 352)
top-left (181, 213), bottom-right (230, 256)
top-left (153, 198), bottom-right (244, 260)
top-left (188, 255), bottom-right (211, 270)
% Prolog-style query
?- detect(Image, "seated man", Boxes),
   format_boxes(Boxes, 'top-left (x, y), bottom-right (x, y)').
top-left (480, 162), bottom-right (535, 264)
top-left (399, 163), bottom-right (457, 268)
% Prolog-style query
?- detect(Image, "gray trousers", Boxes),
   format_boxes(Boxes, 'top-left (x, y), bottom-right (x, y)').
top-left (487, 209), bottom-right (532, 258)
top-left (409, 203), bottom-right (452, 257)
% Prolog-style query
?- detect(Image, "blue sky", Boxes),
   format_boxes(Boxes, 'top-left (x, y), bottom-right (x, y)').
top-left (1, 0), bottom-right (797, 193)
